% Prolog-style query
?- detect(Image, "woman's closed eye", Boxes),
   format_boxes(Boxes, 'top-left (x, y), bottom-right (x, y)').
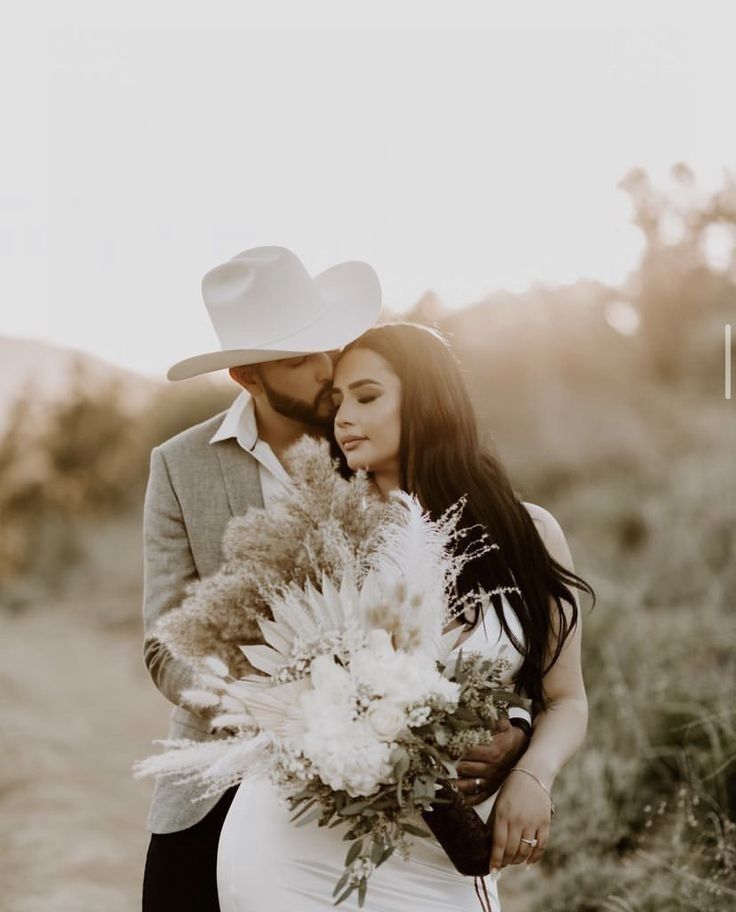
top-left (331, 391), bottom-right (380, 406)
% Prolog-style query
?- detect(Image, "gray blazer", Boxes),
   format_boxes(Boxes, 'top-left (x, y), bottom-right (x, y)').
top-left (142, 410), bottom-right (264, 834)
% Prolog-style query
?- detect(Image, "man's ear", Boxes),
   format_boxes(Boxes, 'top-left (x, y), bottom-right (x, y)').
top-left (229, 365), bottom-right (263, 395)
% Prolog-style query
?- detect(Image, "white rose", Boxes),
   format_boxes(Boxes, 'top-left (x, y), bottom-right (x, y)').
top-left (309, 654), bottom-right (351, 697)
top-left (302, 720), bottom-right (393, 796)
top-left (366, 703), bottom-right (406, 742)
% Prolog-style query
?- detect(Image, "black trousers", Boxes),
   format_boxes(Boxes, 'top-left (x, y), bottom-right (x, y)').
top-left (142, 787), bottom-right (238, 911)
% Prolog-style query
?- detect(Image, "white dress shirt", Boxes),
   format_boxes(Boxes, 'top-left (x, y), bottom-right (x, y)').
top-left (209, 390), bottom-right (292, 509)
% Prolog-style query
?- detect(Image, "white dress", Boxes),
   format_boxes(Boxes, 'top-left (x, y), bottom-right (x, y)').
top-left (217, 594), bottom-right (526, 912)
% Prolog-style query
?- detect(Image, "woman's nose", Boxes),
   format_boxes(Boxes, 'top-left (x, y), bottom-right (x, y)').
top-left (335, 403), bottom-right (354, 427)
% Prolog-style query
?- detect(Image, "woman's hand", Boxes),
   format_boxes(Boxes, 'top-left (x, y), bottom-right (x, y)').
top-left (487, 769), bottom-right (552, 871)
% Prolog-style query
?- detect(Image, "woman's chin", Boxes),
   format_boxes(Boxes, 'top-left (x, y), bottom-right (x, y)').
top-left (345, 452), bottom-right (371, 472)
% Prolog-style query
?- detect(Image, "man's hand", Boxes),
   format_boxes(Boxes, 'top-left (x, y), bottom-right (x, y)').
top-left (453, 719), bottom-right (530, 807)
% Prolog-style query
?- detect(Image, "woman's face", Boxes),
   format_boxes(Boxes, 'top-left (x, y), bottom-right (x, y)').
top-left (331, 347), bottom-right (402, 475)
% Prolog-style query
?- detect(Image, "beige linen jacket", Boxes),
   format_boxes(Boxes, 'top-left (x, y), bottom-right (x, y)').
top-left (142, 410), bottom-right (264, 834)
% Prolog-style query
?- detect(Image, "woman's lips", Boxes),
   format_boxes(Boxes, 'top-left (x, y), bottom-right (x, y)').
top-left (342, 437), bottom-right (367, 452)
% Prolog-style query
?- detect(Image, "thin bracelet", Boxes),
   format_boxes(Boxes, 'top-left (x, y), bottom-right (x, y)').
top-left (509, 766), bottom-right (556, 817)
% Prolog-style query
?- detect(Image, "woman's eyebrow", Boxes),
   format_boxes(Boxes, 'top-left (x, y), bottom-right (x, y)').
top-left (347, 379), bottom-right (383, 391)
top-left (331, 378), bottom-right (383, 396)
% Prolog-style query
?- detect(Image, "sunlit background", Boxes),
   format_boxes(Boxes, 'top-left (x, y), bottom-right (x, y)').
top-left (1, 6), bottom-right (734, 378)
top-left (1, 4), bottom-right (734, 911)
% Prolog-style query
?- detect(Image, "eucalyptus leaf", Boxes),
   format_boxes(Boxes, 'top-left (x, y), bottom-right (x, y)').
top-left (332, 870), bottom-right (350, 898)
top-left (413, 775), bottom-right (437, 799)
top-left (292, 786), bottom-right (316, 802)
top-left (393, 751), bottom-right (411, 778)
top-left (403, 823), bottom-right (432, 838)
top-left (334, 884), bottom-right (356, 906)
top-left (453, 706), bottom-right (481, 722)
top-left (339, 799), bottom-right (372, 816)
top-left (447, 716), bottom-right (473, 730)
top-left (371, 841), bottom-right (384, 864)
top-left (345, 839), bottom-right (363, 867)
top-left (294, 807), bottom-right (322, 827)
top-left (290, 798), bottom-right (317, 822)
top-left (369, 795), bottom-right (395, 810)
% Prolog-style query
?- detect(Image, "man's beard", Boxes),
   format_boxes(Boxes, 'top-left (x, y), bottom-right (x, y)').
top-left (260, 376), bottom-right (334, 429)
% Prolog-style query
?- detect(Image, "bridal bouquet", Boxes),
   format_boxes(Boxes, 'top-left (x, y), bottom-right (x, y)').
top-left (135, 438), bottom-right (529, 906)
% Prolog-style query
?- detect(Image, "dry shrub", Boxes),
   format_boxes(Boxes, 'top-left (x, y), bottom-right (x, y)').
top-left (0, 360), bottom-right (232, 594)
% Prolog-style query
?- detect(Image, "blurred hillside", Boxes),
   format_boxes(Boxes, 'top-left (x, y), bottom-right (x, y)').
top-left (0, 165), bottom-right (734, 910)
top-left (0, 336), bottom-right (157, 433)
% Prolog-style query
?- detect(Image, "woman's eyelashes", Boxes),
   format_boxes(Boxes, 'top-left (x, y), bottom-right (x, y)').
top-left (330, 392), bottom-right (379, 407)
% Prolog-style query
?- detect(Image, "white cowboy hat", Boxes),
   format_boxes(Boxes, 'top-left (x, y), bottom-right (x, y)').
top-left (167, 245), bottom-right (382, 381)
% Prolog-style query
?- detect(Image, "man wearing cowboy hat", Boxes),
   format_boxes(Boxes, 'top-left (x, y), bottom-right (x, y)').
top-left (141, 246), bottom-right (382, 911)
top-left (140, 246), bottom-right (532, 910)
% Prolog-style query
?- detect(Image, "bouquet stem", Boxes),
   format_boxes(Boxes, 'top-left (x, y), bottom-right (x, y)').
top-left (421, 785), bottom-right (493, 877)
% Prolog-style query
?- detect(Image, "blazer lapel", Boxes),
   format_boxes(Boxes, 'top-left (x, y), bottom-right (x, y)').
top-left (213, 438), bottom-right (265, 517)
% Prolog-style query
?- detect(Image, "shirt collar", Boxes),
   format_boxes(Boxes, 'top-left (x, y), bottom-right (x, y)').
top-left (209, 390), bottom-right (259, 450)
top-left (209, 390), bottom-right (293, 489)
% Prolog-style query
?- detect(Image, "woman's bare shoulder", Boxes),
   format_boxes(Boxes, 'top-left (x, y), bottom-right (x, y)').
top-left (522, 502), bottom-right (574, 571)
top-left (521, 501), bottom-right (560, 540)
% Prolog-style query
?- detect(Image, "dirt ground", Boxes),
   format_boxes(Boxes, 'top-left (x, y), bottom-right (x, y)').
top-left (0, 605), bottom-right (168, 911)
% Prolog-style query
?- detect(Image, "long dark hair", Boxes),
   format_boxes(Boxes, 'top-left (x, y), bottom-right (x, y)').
top-left (331, 322), bottom-right (595, 713)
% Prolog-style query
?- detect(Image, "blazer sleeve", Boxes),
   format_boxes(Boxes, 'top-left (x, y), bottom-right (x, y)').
top-left (141, 445), bottom-right (200, 708)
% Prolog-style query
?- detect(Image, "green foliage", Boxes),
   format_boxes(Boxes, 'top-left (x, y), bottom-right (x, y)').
top-left (515, 424), bottom-right (736, 909)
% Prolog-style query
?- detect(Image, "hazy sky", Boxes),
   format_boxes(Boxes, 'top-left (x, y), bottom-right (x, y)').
top-left (2, 2), bottom-right (734, 377)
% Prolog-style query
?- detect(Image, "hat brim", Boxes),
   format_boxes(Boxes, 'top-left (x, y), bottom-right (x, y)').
top-left (166, 260), bottom-right (382, 381)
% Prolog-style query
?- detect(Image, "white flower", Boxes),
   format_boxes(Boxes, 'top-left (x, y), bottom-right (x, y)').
top-left (366, 704), bottom-right (406, 742)
top-left (293, 651), bottom-right (399, 794)
top-left (406, 705), bottom-right (431, 727)
top-left (301, 718), bottom-right (394, 796)
top-left (309, 654), bottom-right (352, 700)
top-left (349, 642), bottom-right (461, 710)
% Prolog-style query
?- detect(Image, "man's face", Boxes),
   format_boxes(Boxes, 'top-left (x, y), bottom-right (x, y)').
top-left (256, 352), bottom-right (336, 428)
